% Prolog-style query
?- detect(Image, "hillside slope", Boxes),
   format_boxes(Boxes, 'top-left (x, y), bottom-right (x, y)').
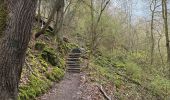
top-left (18, 31), bottom-right (78, 100)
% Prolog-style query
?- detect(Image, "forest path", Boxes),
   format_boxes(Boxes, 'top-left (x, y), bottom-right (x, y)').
top-left (37, 72), bottom-right (82, 100)
top-left (37, 50), bottom-right (83, 100)
top-left (37, 59), bottom-right (107, 100)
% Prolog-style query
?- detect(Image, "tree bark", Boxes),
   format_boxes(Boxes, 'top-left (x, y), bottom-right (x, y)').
top-left (53, 0), bottom-right (65, 54)
top-left (162, 0), bottom-right (170, 63)
top-left (0, 0), bottom-right (7, 37)
top-left (0, 0), bottom-right (37, 99)
top-left (150, 0), bottom-right (156, 65)
top-left (37, 0), bottom-right (42, 29)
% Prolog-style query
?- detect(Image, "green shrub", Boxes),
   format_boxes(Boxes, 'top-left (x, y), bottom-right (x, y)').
top-left (150, 75), bottom-right (170, 98)
top-left (125, 61), bottom-right (142, 82)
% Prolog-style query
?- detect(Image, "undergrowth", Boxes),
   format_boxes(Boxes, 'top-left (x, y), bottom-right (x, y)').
top-left (18, 36), bottom-right (70, 100)
top-left (89, 51), bottom-right (170, 99)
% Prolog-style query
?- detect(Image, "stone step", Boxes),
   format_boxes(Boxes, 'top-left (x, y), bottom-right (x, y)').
top-left (67, 68), bottom-right (80, 73)
top-left (67, 65), bottom-right (80, 67)
top-left (67, 67), bottom-right (81, 70)
top-left (67, 67), bottom-right (80, 70)
top-left (68, 58), bottom-right (80, 60)
top-left (68, 56), bottom-right (80, 58)
top-left (67, 66), bottom-right (80, 69)
top-left (67, 64), bottom-right (80, 66)
top-left (67, 64), bottom-right (80, 67)
top-left (67, 58), bottom-right (80, 59)
top-left (68, 53), bottom-right (81, 57)
top-left (66, 52), bottom-right (82, 73)
top-left (68, 54), bottom-right (80, 56)
top-left (67, 70), bottom-right (80, 73)
top-left (67, 58), bottom-right (80, 61)
top-left (66, 60), bottom-right (80, 62)
top-left (66, 63), bottom-right (80, 65)
top-left (68, 53), bottom-right (81, 55)
top-left (66, 61), bottom-right (80, 64)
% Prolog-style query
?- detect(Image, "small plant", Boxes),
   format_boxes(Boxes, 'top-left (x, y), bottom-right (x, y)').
top-left (125, 61), bottom-right (142, 82)
top-left (35, 42), bottom-right (46, 51)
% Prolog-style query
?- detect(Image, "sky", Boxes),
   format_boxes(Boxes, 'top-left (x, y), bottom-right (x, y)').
top-left (133, 0), bottom-right (170, 17)
top-left (111, 0), bottom-right (170, 21)
top-left (133, 0), bottom-right (147, 17)
top-left (111, 0), bottom-right (148, 18)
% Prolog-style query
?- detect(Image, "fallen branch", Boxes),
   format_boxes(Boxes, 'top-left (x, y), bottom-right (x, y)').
top-left (98, 84), bottom-right (111, 100)
top-left (25, 59), bottom-right (37, 77)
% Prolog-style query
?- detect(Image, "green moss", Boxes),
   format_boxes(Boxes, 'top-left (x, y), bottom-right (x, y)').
top-left (19, 49), bottom-right (65, 100)
top-left (35, 42), bottom-right (46, 51)
top-left (0, 3), bottom-right (7, 37)
top-left (58, 58), bottom-right (65, 69)
top-left (45, 67), bottom-right (64, 81)
top-left (65, 43), bottom-right (79, 52)
top-left (19, 37), bottom-right (66, 100)
top-left (18, 75), bottom-right (52, 100)
top-left (41, 47), bottom-right (59, 66)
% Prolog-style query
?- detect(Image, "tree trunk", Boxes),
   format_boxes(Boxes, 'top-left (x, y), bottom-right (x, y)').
top-left (53, 0), bottom-right (65, 54)
top-left (0, 0), bottom-right (37, 99)
top-left (150, 0), bottom-right (156, 65)
top-left (162, 0), bottom-right (170, 63)
top-left (35, 0), bottom-right (64, 39)
top-left (0, 1), bottom-right (7, 37)
top-left (37, 0), bottom-right (42, 29)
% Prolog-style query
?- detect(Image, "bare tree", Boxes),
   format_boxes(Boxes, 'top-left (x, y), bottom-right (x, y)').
top-left (149, 0), bottom-right (160, 64)
top-left (90, 0), bottom-right (110, 55)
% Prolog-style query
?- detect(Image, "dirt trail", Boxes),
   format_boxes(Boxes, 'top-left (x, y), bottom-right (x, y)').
top-left (37, 60), bottom-right (108, 100)
top-left (38, 73), bottom-right (82, 100)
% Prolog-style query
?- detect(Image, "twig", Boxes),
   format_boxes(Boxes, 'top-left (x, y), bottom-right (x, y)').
top-left (98, 84), bottom-right (112, 100)
top-left (25, 59), bottom-right (37, 77)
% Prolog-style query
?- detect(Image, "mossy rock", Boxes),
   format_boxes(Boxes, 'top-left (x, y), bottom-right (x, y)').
top-left (58, 58), bottom-right (65, 69)
top-left (41, 47), bottom-right (59, 66)
top-left (35, 42), bottom-right (46, 51)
